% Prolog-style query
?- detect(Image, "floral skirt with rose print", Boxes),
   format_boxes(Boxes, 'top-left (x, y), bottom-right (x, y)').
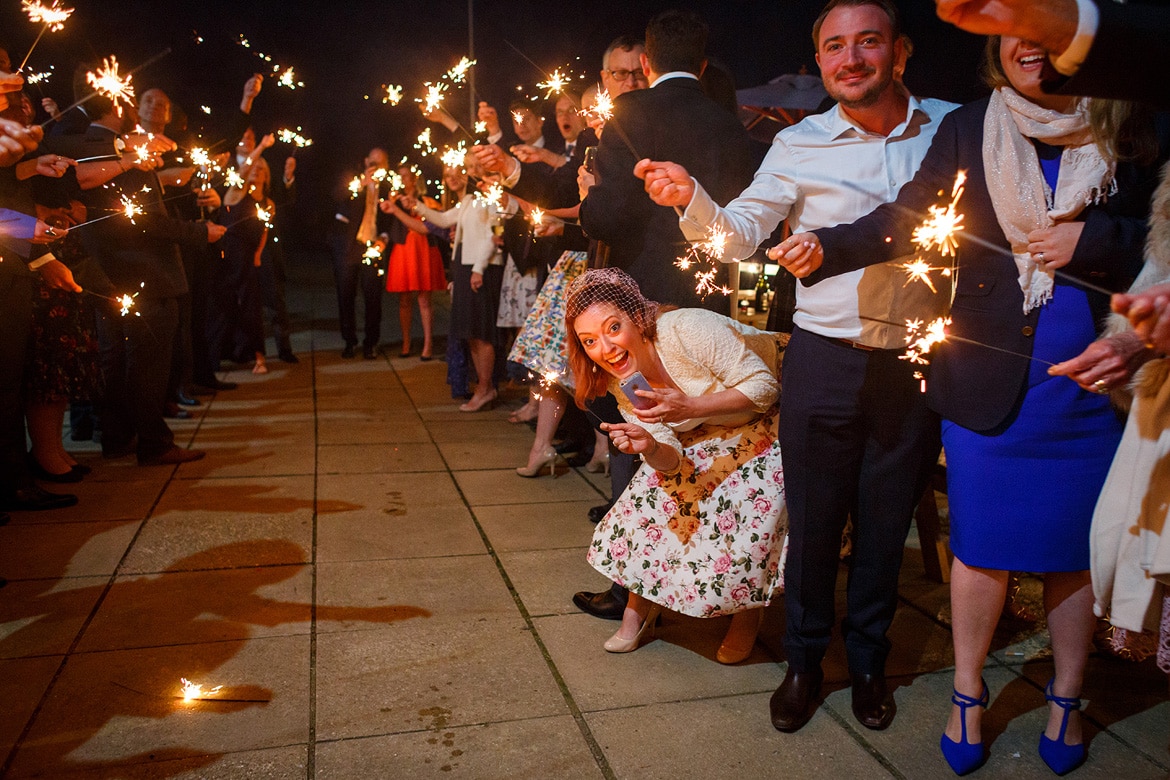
top-left (587, 404), bottom-right (787, 618)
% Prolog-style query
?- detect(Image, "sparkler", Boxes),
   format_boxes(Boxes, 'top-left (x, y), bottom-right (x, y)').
top-left (583, 89), bottom-right (614, 124)
top-left (912, 170), bottom-right (966, 258)
top-left (200, 105), bottom-right (212, 115)
top-left (475, 181), bottom-right (505, 210)
top-left (255, 203), bottom-right (274, 229)
top-left (180, 677), bottom-right (223, 702)
top-left (276, 128), bottom-right (313, 148)
top-left (444, 57), bottom-right (476, 84)
top-left (414, 128), bottom-right (436, 157)
top-left (440, 144), bottom-right (467, 169)
top-left (901, 316), bottom-right (952, 366)
top-left (536, 68), bottom-right (569, 98)
top-left (18, 1), bottom-right (72, 71)
top-left (119, 194), bottom-right (143, 223)
top-left (348, 175), bottom-right (363, 198)
top-left (419, 82), bottom-right (447, 115)
top-left (474, 120), bottom-right (487, 135)
top-left (276, 67), bottom-right (303, 90)
top-left (382, 84), bottom-right (403, 105)
top-left (224, 168), bottom-right (246, 190)
top-left (86, 57), bottom-right (135, 117)
top-left (82, 284), bottom-right (141, 317)
top-left (25, 68), bottom-right (53, 85)
top-left (529, 207), bottom-right (544, 227)
top-left (675, 226), bottom-right (733, 298)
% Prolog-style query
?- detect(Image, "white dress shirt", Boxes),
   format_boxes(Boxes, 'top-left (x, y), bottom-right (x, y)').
top-left (681, 96), bottom-right (957, 347)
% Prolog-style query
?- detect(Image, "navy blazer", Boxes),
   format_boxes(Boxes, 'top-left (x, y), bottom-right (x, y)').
top-left (812, 96), bottom-right (1166, 432)
top-left (578, 77), bottom-right (756, 308)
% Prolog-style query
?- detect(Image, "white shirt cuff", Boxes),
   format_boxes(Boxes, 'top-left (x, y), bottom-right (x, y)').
top-left (679, 178), bottom-right (716, 240)
top-left (1052, 0), bottom-right (1099, 76)
top-left (28, 252), bottom-right (57, 270)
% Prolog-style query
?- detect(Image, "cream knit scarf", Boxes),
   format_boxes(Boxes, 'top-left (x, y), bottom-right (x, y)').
top-left (982, 87), bottom-right (1115, 313)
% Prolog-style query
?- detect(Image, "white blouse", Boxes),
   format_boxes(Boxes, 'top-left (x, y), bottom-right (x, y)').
top-left (415, 194), bottom-right (502, 274)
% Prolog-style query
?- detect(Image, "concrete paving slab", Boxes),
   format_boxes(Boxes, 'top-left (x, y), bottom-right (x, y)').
top-left (314, 715), bottom-right (604, 779)
top-left (317, 442), bottom-right (447, 474)
top-left (315, 556), bottom-right (515, 631)
top-left (8, 635), bottom-right (309, 777)
top-left (498, 548), bottom-right (611, 618)
top-left (425, 419), bottom-right (529, 444)
top-left (0, 519), bottom-right (140, 580)
top-left (118, 513), bottom-right (312, 575)
top-left (536, 612), bottom-right (782, 713)
top-left (5, 478), bottom-right (167, 525)
top-left (314, 618), bottom-right (567, 741)
top-left (475, 501), bottom-right (600, 552)
top-left (0, 655), bottom-right (63, 758)
top-left (0, 576), bottom-right (111, 659)
top-left (454, 469), bottom-right (600, 507)
top-left (316, 414), bottom-right (433, 445)
top-left (173, 443), bottom-right (318, 480)
top-left (27, 744), bottom-right (311, 780)
top-left (316, 472), bottom-right (466, 512)
top-left (585, 692), bottom-right (887, 779)
top-left (78, 566), bottom-right (315, 652)
top-left (316, 504), bottom-right (483, 563)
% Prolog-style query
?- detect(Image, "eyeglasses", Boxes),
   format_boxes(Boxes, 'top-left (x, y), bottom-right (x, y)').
top-left (604, 68), bottom-right (646, 83)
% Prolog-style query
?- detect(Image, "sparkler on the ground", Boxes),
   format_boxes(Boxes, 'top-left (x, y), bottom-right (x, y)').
top-left (675, 226), bottom-right (733, 298)
top-left (382, 84), bottom-right (403, 106)
top-left (86, 57), bottom-right (135, 117)
top-left (18, 1), bottom-right (72, 71)
top-left (180, 677), bottom-right (223, 702)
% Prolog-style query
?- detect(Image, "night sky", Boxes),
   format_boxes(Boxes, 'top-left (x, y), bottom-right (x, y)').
top-left (0, 0), bottom-right (988, 249)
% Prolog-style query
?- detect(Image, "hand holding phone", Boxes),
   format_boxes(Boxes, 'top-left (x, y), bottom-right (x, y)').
top-left (619, 371), bottom-right (656, 411)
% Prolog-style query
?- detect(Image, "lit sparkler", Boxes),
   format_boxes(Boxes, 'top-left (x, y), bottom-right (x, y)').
top-left (674, 226), bottom-right (733, 298)
top-left (86, 57), bottom-right (135, 117)
top-left (276, 67), bottom-right (303, 90)
top-left (348, 175), bottom-right (363, 198)
top-left (362, 242), bottom-right (382, 264)
top-left (119, 195), bottom-right (143, 223)
top-left (899, 257), bottom-right (948, 294)
top-left (382, 84), bottom-right (403, 105)
top-left (475, 181), bottom-right (505, 210)
top-left (414, 128), bottom-right (436, 157)
top-left (537, 68), bottom-right (569, 98)
top-left (444, 57), bottom-right (476, 84)
top-left (82, 284), bottom-right (141, 317)
top-left (474, 120), bottom-right (487, 135)
top-left (224, 168), bottom-right (246, 190)
top-left (583, 89), bottom-right (614, 123)
top-left (256, 203), bottom-right (273, 229)
top-left (277, 128), bottom-right (313, 148)
top-left (440, 144), bottom-right (467, 169)
top-left (200, 105), bottom-right (211, 114)
top-left (529, 207), bottom-right (544, 227)
top-left (901, 316), bottom-right (951, 366)
top-left (180, 677), bottom-right (223, 702)
top-left (419, 82), bottom-right (447, 115)
top-left (912, 170), bottom-right (966, 258)
top-left (22, 0), bottom-right (73, 30)
top-left (25, 68), bottom-right (53, 85)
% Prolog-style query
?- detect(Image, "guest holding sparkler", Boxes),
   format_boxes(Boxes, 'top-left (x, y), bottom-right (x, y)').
top-left (380, 162), bottom-right (446, 361)
top-left (564, 268), bottom-right (787, 662)
top-left (770, 33), bottom-right (1166, 775)
top-left (409, 159), bottom-right (503, 412)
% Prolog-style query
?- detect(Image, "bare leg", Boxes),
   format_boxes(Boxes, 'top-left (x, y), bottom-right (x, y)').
top-left (521, 388), bottom-right (565, 469)
top-left (418, 291), bottom-right (434, 358)
top-left (718, 607), bottom-right (763, 663)
top-left (26, 401), bottom-right (71, 475)
top-left (1043, 570), bottom-right (1093, 745)
top-left (461, 338), bottom-right (496, 411)
top-left (616, 591), bottom-right (651, 640)
top-left (252, 351), bottom-right (268, 374)
top-left (398, 294), bottom-right (413, 356)
top-left (945, 560), bottom-right (1008, 744)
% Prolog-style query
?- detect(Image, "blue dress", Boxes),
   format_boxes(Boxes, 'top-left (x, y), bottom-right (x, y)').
top-left (943, 147), bottom-right (1124, 572)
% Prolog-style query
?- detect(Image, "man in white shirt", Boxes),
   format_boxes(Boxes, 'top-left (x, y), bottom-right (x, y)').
top-left (637, 0), bottom-right (957, 734)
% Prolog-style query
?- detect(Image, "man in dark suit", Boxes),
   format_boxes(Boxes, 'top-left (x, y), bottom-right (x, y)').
top-left (578, 10), bottom-right (757, 310)
top-left (78, 98), bottom-right (226, 465)
top-left (330, 147), bottom-right (394, 359)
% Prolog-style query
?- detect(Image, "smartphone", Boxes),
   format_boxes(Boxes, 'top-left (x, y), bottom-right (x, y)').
top-left (583, 146), bottom-right (597, 174)
top-left (619, 371), bottom-right (656, 411)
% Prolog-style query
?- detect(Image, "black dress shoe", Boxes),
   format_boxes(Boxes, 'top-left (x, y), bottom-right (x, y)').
top-left (572, 589), bottom-right (627, 620)
top-left (362, 344), bottom-right (377, 360)
top-left (278, 349), bottom-right (299, 364)
top-left (175, 392), bottom-right (200, 407)
top-left (851, 673), bottom-right (896, 730)
top-left (588, 502), bottom-right (612, 524)
top-left (341, 343), bottom-right (357, 359)
top-left (770, 666), bottom-right (823, 733)
top-left (27, 456), bottom-right (83, 484)
top-left (3, 485), bottom-right (78, 511)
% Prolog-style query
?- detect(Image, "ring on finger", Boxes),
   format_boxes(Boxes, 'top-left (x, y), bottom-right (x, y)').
top-left (1093, 378), bottom-right (1108, 393)
top-left (1035, 251), bottom-right (1045, 264)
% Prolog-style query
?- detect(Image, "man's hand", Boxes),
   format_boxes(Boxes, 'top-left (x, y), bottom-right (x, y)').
top-left (33, 153), bottom-right (75, 179)
top-left (768, 232), bottom-right (824, 278)
top-left (470, 271), bottom-right (484, 292)
top-left (477, 102), bottom-right (501, 137)
top-left (1048, 331), bottom-right (1151, 392)
top-left (283, 156), bottom-right (296, 182)
top-left (206, 222), bottom-right (227, 243)
top-left (510, 144), bottom-right (560, 167)
top-left (0, 118), bottom-right (43, 167)
top-left (41, 97), bottom-right (60, 120)
top-left (471, 144), bottom-right (514, 175)
top-left (37, 258), bottom-right (82, 292)
top-left (1114, 283), bottom-right (1170, 355)
top-left (241, 73), bottom-right (263, 112)
top-left (196, 187), bottom-right (221, 210)
top-left (934, 0), bottom-right (1078, 56)
top-left (0, 70), bottom-right (22, 113)
top-left (634, 159), bottom-right (695, 208)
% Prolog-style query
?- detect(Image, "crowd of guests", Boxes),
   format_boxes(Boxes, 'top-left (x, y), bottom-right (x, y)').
top-left (2, 0), bottom-right (1170, 775)
top-left (0, 63), bottom-right (298, 517)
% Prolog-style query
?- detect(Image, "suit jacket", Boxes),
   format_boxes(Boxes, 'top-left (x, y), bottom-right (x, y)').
top-left (1050, 0), bottom-right (1170, 106)
top-left (812, 96), bottom-right (1167, 432)
top-left (578, 77), bottom-right (757, 308)
top-left (78, 125), bottom-right (209, 299)
top-left (331, 178), bottom-right (396, 264)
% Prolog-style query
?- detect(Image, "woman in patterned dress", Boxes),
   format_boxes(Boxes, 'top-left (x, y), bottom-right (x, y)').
top-left (565, 268), bottom-right (788, 663)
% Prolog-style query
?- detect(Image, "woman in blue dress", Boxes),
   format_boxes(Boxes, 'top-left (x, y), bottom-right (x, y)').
top-left (774, 36), bottom-right (1166, 775)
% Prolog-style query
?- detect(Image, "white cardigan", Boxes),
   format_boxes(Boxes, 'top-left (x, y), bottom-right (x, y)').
top-left (415, 194), bottom-right (502, 275)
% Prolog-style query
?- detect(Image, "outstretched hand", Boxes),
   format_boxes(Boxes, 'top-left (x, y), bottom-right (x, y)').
top-left (634, 159), bottom-right (694, 208)
top-left (600, 421), bottom-right (658, 456)
top-left (767, 232), bottom-right (823, 278)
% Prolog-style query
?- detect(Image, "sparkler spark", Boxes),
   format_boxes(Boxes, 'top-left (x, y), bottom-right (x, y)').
top-left (583, 89), bottom-right (614, 123)
top-left (444, 57), bottom-right (476, 84)
top-left (413, 128), bottom-right (436, 157)
top-left (256, 203), bottom-right (273, 229)
top-left (673, 227), bottom-right (733, 298)
top-left (474, 120), bottom-right (487, 135)
top-left (475, 181), bottom-right (505, 210)
top-left (86, 57), bottom-right (135, 117)
top-left (25, 69), bottom-right (53, 85)
top-left (912, 170), bottom-right (966, 257)
top-left (440, 145), bottom-right (467, 169)
top-left (200, 105), bottom-right (211, 114)
top-left (119, 194), bottom-right (143, 223)
top-left (22, 0), bottom-right (72, 30)
top-left (348, 175), bottom-right (362, 198)
top-left (419, 82), bottom-right (447, 115)
top-left (276, 67), bottom-right (303, 90)
top-left (899, 258), bottom-right (946, 294)
top-left (530, 207), bottom-right (544, 227)
top-left (224, 168), bottom-right (246, 190)
top-left (362, 242), bottom-right (382, 265)
top-left (180, 677), bottom-right (223, 702)
top-left (382, 84), bottom-right (403, 106)
top-left (276, 128), bottom-right (313, 148)
top-left (901, 316), bottom-right (951, 366)
top-left (537, 68), bottom-right (569, 98)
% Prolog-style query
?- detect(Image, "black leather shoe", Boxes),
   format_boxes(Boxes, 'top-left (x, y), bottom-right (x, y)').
top-left (770, 666), bottom-right (823, 733)
top-left (362, 344), bottom-right (377, 360)
top-left (572, 589), bottom-right (627, 620)
top-left (3, 485), bottom-right (78, 511)
top-left (851, 673), bottom-right (896, 730)
top-left (27, 456), bottom-right (83, 484)
top-left (341, 344), bottom-right (357, 359)
top-left (588, 502), bottom-right (612, 524)
top-left (278, 349), bottom-right (299, 364)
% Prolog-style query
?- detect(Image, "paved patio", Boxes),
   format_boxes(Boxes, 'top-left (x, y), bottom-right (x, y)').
top-left (1, 258), bottom-right (1167, 778)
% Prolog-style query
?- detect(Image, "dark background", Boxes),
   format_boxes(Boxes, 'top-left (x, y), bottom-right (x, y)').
top-left (0, 0), bottom-right (990, 252)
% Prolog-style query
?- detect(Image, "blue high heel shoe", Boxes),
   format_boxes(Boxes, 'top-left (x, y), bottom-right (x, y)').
top-left (940, 680), bottom-right (989, 775)
top-left (1039, 679), bottom-right (1085, 775)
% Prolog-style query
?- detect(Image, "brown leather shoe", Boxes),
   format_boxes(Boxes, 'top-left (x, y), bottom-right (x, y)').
top-left (769, 666), bottom-right (823, 732)
top-left (851, 673), bottom-right (896, 730)
top-left (139, 446), bottom-right (206, 466)
top-left (572, 589), bottom-right (627, 620)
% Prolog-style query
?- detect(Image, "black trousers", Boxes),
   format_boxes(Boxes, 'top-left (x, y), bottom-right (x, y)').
top-left (0, 274), bottom-right (34, 497)
top-left (95, 296), bottom-right (178, 461)
top-left (331, 241), bottom-right (383, 349)
top-left (260, 241), bottom-right (292, 352)
top-left (184, 244), bottom-right (217, 387)
top-left (779, 327), bottom-right (940, 676)
top-left (587, 392), bottom-right (637, 605)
